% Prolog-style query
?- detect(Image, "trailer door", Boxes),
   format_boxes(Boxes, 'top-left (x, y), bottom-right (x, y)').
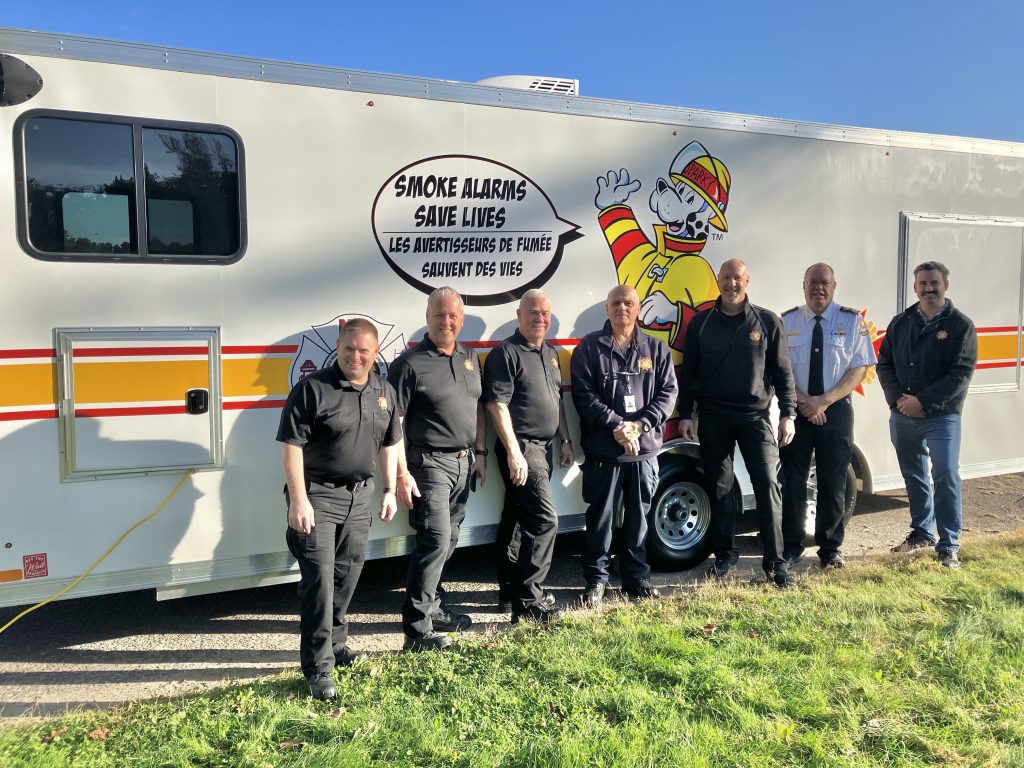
top-left (55, 327), bottom-right (223, 480)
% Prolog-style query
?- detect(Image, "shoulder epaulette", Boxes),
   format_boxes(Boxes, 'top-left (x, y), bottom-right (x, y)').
top-left (838, 305), bottom-right (861, 314)
top-left (781, 306), bottom-right (799, 316)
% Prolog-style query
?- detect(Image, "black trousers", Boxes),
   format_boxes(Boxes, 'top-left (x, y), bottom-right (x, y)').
top-left (494, 439), bottom-right (558, 609)
top-left (780, 399), bottom-right (853, 560)
top-left (580, 457), bottom-right (658, 587)
top-left (285, 483), bottom-right (372, 677)
top-left (697, 412), bottom-right (786, 573)
top-left (402, 449), bottom-right (471, 637)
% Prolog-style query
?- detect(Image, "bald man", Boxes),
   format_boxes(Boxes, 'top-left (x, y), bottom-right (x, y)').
top-left (678, 259), bottom-right (797, 587)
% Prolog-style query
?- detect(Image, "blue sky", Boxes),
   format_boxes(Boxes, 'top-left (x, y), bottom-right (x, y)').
top-left (5, 0), bottom-right (1024, 142)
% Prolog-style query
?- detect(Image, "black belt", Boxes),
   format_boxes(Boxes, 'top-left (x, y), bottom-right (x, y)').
top-left (520, 438), bottom-right (552, 447)
top-left (413, 445), bottom-right (471, 458)
top-left (310, 478), bottom-right (370, 491)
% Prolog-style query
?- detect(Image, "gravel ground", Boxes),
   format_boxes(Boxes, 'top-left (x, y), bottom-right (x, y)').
top-left (1, 473), bottom-right (1022, 721)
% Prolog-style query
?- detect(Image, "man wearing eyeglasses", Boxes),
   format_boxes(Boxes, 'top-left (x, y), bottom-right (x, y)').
top-left (779, 263), bottom-right (876, 570)
top-left (570, 284), bottom-right (678, 608)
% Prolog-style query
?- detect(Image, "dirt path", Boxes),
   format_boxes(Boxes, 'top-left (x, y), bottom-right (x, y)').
top-left (2, 474), bottom-right (1022, 720)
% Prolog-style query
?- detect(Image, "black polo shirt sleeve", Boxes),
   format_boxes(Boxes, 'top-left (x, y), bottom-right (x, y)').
top-left (381, 380), bottom-right (404, 448)
top-left (386, 354), bottom-right (415, 417)
top-left (276, 377), bottom-right (317, 447)
top-left (482, 343), bottom-right (517, 405)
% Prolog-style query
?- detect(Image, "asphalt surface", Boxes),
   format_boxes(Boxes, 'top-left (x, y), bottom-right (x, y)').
top-left (1, 473), bottom-right (1022, 720)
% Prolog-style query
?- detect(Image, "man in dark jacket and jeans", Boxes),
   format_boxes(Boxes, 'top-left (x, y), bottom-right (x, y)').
top-left (571, 284), bottom-right (678, 607)
top-left (877, 261), bottom-right (976, 568)
top-left (678, 258), bottom-right (797, 587)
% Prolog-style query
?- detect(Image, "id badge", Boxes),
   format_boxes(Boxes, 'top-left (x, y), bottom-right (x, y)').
top-left (623, 394), bottom-right (637, 413)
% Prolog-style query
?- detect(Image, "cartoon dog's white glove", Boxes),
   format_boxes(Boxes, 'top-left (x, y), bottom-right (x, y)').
top-left (639, 291), bottom-right (678, 328)
top-left (595, 168), bottom-right (641, 209)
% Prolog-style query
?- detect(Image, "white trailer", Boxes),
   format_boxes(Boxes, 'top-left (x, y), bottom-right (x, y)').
top-left (1, 30), bottom-right (1022, 608)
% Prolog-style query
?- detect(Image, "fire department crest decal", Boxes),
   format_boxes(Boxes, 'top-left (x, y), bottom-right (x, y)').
top-left (289, 314), bottom-right (408, 387)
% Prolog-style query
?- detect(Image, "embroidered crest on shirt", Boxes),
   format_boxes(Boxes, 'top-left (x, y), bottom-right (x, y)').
top-left (464, 359), bottom-right (475, 371)
top-left (551, 355), bottom-right (560, 368)
top-left (936, 330), bottom-right (949, 340)
top-left (377, 396), bottom-right (388, 411)
top-left (749, 330), bottom-right (762, 342)
top-left (639, 356), bottom-right (653, 371)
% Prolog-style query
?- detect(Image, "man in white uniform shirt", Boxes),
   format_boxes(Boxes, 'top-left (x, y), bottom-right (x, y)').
top-left (780, 263), bottom-right (876, 569)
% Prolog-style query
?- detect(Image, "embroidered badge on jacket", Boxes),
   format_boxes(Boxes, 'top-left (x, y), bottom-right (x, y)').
top-left (936, 330), bottom-right (949, 340)
top-left (639, 356), bottom-right (653, 371)
top-left (749, 330), bottom-right (762, 342)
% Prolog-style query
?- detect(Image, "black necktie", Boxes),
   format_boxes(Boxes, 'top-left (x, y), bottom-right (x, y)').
top-left (808, 316), bottom-right (824, 396)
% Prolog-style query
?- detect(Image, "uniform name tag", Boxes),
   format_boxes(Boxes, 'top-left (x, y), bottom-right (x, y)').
top-left (623, 394), bottom-right (637, 413)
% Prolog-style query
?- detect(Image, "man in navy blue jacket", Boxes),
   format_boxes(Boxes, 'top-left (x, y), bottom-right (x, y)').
top-left (877, 261), bottom-right (976, 569)
top-left (571, 284), bottom-right (678, 607)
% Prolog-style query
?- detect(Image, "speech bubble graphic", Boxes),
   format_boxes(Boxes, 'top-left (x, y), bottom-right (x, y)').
top-left (372, 155), bottom-right (582, 305)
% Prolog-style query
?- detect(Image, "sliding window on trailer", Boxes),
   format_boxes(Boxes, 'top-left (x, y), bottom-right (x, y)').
top-left (14, 109), bottom-right (246, 264)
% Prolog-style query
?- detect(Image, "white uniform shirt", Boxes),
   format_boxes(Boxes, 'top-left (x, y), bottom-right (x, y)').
top-left (783, 301), bottom-right (877, 400)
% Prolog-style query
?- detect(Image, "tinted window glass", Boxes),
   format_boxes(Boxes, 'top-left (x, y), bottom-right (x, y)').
top-left (24, 118), bottom-right (136, 254)
top-left (143, 128), bottom-right (239, 256)
top-left (19, 113), bottom-right (244, 263)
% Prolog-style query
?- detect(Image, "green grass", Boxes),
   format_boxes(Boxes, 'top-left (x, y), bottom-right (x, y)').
top-left (3, 532), bottom-right (1024, 767)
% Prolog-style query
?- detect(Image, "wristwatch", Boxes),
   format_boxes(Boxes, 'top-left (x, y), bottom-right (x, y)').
top-left (475, 448), bottom-right (489, 456)
top-left (382, 487), bottom-right (396, 494)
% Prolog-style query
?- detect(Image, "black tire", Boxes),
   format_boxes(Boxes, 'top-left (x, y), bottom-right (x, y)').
top-left (801, 460), bottom-right (858, 545)
top-left (646, 466), bottom-right (715, 570)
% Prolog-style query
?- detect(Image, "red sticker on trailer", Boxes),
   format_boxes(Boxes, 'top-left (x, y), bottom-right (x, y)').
top-left (23, 553), bottom-right (48, 579)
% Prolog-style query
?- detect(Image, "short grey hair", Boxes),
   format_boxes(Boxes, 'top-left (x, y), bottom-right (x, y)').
top-left (519, 289), bottom-right (550, 309)
top-left (426, 286), bottom-right (465, 312)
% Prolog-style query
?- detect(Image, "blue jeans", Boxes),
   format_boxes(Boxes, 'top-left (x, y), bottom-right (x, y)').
top-left (889, 411), bottom-right (963, 554)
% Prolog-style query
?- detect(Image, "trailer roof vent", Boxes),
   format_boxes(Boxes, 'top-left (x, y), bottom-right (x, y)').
top-left (475, 75), bottom-right (579, 96)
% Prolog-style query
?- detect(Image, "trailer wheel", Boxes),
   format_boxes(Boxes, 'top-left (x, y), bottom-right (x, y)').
top-left (646, 466), bottom-right (715, 570)
top-left (800, 460), bottom-right (858, 543)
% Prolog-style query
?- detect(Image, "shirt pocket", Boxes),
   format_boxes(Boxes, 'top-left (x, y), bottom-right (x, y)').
top-left (787, 336), bottom-right (810, 364)
top-left (464, 371), bottom-right (482, 400)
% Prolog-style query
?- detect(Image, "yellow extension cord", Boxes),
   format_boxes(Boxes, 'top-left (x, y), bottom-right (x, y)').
top-left (0, 468), bottom-right (195, 636)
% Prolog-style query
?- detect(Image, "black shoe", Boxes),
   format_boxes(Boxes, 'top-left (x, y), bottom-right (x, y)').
top-left (498, 590), bottom-right (556, 614)
top-left (333, 645), bottom-right (369, 667)
top-left (403, 631), bottom-right (453, 652)
top-left (938, 551), bottom-right (961, 569)
top-left (784, 551), bottom-right (803, 568)
top-left (581, 582), bottom-right (606, 608)
top-left (433, 606), bottom-right (472, 632)
top-left (511, 602), bottom-right (565, 625)
top-left (891, 531), bottom-right (934, 553)
top-left (623, 580), bottom-right (662, 599)
top-left (771, 569), bottom-right (795, 589)
top-left (819, 553), bottom-right (845, 570)
top-left (306, 671), bottom-right (337, 700)
top-left (705, 559), bottom-right (737, 580)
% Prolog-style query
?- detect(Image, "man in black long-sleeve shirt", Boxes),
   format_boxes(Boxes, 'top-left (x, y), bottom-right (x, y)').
top-left (678, 259), bottom-right (797, 587)
top-left (876, 261), bottom-right (976, 569)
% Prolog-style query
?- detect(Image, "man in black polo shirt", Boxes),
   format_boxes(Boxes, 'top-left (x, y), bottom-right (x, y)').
top-left (388, 286), bottom-right (488, 651)
top-left (483, 289), bottom-right (575, 624)
top-left (678, 258), bottom-right (797, 587)
top-left (277, 318), bottom-right (401, 700)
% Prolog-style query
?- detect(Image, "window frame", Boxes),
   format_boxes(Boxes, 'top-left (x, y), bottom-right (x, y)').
top-left (14, 108), bottom-right (247, 265)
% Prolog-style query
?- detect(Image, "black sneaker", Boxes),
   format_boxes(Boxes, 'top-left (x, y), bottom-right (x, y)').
top-left (403, 631), bottom-right (453, 652)
top-left (581, 582), bottom-right (606, 608)
top-left (705, 559), bottom-right (737, 580)
top-left (772, 570), bottom-right (796, 589)
top-left (333, 645), bottom-right (369, 667)
top-left (891, 531), bottom-right (934, 553)
top-left (938, 551), bottom-right (961, 569)
top-left (623, 580), bottom-right (662, 599)
top-left (306, 671), bottom-right (337, 700)
top-left (819, 553), bottom-right (845, 570)
top-left (498, 590), bottom-right (556, 613)
top-left (433, 606), bottom-right (472, 632)
top-left (511, 602), bottom-right (565, 625)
